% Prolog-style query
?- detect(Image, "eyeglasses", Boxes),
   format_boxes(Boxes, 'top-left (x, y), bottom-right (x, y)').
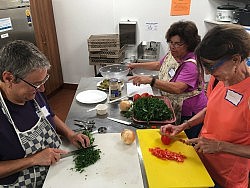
top-left (202, 57), bottom-right (231, 73)
top-left (167, 41), bottom-right (185, 48)
top-left (17, 74), bottom-right (50, 90)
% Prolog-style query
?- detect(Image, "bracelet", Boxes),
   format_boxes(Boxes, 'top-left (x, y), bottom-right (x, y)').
top-left (150, 77), bottom-right (156, 87)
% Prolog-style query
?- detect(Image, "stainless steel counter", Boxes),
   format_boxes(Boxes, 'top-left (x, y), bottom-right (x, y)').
top-left (65, 77), bottom-right (158, 133)
top-left (65, 77), bottom-right (152, 187)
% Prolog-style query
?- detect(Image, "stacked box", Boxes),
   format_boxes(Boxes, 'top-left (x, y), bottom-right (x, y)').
top-left (88, 34), bottom-right (125, 65)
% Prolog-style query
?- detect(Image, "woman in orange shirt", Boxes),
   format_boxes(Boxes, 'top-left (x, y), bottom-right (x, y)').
top-left (160, 24), bottom-right (250, 187)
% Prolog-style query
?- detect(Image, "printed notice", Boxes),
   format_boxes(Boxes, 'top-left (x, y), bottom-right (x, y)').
top-left (0, 18), bottom-right (13, 33)
top-left (145, 22), bottom-right (158, 31)
top-left (170, 0), bottom-right (191, 16)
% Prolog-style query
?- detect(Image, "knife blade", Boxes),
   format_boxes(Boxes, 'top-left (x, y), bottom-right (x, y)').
top-left (107, 117), bottom-right (147, 129)
top-left (107, 117), bottom-right (132, 125)
top-left (60, 145), bottom-right (97, 159)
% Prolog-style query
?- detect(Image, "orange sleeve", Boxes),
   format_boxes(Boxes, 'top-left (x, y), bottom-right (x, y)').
top-left (206, 76), bottom-right (216, 98)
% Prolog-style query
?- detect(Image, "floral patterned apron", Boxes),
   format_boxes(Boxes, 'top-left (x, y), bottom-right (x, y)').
top-left (159, 52), bottom-right (202, 124)
top-left (0, 92), bottom-right (62, 188)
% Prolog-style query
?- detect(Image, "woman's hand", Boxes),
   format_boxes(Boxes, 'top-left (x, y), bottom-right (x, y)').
top-left (127, 63), bottom-right (137, 70)
top-left (68, 133), bottom-right (90, 148)
top-left (128, 75), bottom-right (152, 86)
top-left (187, 137), bottom-right (221, 153)
top-left (52, 115), bottom-right (90, 148)
top-left (160, 124), bottom-right (184, 136)
top-left (31, 148), bottom-right (67, 166)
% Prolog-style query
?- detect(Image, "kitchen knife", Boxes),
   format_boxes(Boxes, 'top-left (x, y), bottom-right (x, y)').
top-left (107, 117), bottom-right (147, 129)
top-left (107, 117), bottom-right (132, 125)
top-left (60, 145), bottom-right (97, 159)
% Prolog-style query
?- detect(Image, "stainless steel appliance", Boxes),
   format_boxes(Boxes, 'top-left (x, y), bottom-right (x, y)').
top-left (233, 4), bottom-right (250, 26)
top-left (0, 0), bottom-right (35, 49)
top-left (137, 41), bottom-right (160, 62)
top-left (119, 21), bottom-right (136, 47)
top-left (216, 4), bottom-right (238, 22)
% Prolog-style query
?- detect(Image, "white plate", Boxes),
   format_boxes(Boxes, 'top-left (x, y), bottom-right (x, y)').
top-left (76, 90), bottom-right (107, 104)
top-left (97, 80), bottom-right (124, 91)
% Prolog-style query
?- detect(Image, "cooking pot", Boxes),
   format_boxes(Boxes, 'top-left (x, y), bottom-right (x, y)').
top-left (233, 4), bottom-right (250, 26)
top-left (216, 4), bottom-right (238, 22)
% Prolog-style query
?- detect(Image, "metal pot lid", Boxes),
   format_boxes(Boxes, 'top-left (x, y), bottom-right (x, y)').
top-left (217, 4), bottom-right (238, 10)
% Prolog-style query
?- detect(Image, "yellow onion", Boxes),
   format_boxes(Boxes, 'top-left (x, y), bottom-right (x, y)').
top-left (121, 129), bottom-right (135, 145)
top-left (119, 100), bottom-right (131, 111)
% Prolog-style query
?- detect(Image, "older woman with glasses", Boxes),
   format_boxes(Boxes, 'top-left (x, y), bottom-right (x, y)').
top-left (0, 40), bottom-right (90, 187)
top-left (128, 20), bottom-right (207, 138)
top-left (161, 24), bottom-right (250, 187)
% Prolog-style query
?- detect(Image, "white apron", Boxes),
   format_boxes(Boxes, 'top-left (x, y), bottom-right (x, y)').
top-left (159, 52), bottom-right (202, 124)
top-left (0, 92), bottom-right (62, 188)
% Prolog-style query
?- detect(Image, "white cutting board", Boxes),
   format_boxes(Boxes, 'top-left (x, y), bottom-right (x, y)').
top-left (43, 133), bottom-right (144, 188)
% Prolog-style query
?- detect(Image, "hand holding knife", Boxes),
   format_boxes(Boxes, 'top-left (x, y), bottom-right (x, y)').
top-left (60, 145), bottom-right (98, 159)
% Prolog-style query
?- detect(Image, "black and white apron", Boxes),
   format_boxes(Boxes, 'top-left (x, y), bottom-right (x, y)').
top-left (159, 52), bottom-right (202, 124)
top-left (0, 92), bottom-right (62, 188)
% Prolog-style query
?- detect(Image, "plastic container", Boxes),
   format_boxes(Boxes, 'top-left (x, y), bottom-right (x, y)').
top-left (96, 104), bottom-right (108, 115)
top-left (132, 96), bottom-right (176, 124)
top-left (109, 78), bottom-right (119, 100)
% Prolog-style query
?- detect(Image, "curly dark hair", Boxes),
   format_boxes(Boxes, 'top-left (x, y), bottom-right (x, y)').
top-left (166, 20), bottom-right (201, 51)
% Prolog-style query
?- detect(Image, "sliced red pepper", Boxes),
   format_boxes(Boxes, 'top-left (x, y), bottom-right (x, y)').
top-left (149, 147), bottom-right (186, 162)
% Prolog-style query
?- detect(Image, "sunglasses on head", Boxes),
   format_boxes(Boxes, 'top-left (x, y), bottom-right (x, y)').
top-left (202, 56), bottom-right (232, 72)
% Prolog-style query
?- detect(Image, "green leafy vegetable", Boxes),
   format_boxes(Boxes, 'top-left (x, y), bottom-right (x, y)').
top-left (133, 97), bottom-right (173, 122)
top-left (72, 130), bottom-right (101, 173)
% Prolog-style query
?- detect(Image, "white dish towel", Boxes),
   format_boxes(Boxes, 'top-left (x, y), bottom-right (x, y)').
top-left (126, 82), bottom-right (154, 96)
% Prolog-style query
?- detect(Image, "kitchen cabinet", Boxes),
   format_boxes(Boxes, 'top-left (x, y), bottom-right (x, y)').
top-left (30, 0), bottom-right (63, 96)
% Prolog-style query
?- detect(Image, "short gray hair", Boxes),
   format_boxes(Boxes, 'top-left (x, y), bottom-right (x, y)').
top-left (0, 40), bottom-right (51, 81)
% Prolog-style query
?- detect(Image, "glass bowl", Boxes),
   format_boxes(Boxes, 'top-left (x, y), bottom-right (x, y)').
top-left (132, 68), bottom-right (158, 77)
top-left (99, 64), bottom-right (129, 80)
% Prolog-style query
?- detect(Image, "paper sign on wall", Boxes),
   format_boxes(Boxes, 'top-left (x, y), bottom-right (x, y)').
top-left (145, 22), bottom-right (158, 31)
top-left (0, 18), bottom-right (13, 33)
top-left (170, 0), bottom-right (191, 16)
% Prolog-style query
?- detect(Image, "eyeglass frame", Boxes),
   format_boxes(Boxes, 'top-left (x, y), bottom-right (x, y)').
top-left (167, 40), bottom-right (185, 48)
top-left (202, 56), bottom-right (232, 73)
top-left (16, 74), bottom-right (50, 90)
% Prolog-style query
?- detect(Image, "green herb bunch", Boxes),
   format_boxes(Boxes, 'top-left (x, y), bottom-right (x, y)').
top-left (133, 97), bottom-right (173, 122)
top-left (72, 130), bottom-right (101, 173)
